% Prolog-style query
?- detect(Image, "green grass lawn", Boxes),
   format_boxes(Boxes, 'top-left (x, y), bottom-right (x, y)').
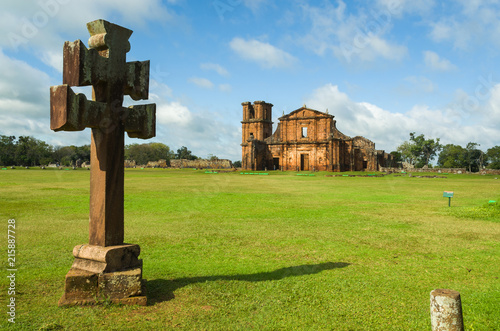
top-left (1, 168), bottom-right (499, 330)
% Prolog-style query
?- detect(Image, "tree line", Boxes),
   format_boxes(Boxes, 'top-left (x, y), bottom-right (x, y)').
top-left (2, 133), bottom-right (498, 171)
top-left (393, 132), bottom-right (500, 171)
top-left (0, 135), bottom-right (203, 167)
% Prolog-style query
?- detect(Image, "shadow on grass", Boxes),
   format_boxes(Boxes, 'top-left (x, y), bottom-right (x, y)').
top-left (147, 262), bottom-right (350, 304)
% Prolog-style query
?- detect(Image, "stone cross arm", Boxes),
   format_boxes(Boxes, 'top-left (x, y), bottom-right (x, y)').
top-left (50, 84), bottom-right (155, 139)
top-left (63, 39), bottom-right (150, 101)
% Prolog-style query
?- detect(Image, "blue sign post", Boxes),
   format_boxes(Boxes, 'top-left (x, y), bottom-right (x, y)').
top-left (443, 191), bottom-right (454, 207)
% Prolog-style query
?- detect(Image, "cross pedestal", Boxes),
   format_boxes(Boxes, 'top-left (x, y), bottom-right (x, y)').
top-left (50, 19), bottom-right (156, 306)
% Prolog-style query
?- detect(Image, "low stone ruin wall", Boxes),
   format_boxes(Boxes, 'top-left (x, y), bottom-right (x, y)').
top-left (381, 167), bottom-right (500, 175)
top-left (380, 167), bottom-right (467, 174)
top-left (124, 160), bottom-right (136, 168)
top-left (480, 169), bottom-right (500, 175)
top-left (124, 159), bottom-right (233, 169)
top-left (170, 159), bottom-right (232, 169)
top-left (146, 160), bottom-right (167, 168)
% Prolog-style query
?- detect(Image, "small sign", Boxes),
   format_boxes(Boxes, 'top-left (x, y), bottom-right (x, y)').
top-left (443, 191), bottom-right (454, 207)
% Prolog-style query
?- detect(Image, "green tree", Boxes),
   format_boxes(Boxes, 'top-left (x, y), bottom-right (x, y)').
top-left (125, 142), bottom-right (174, 165)
top-left (52, 145), bottom-right (90, 166)
top-left (438, 144), bottom-right (466, 168)
top-left (486, 146), bottom-right (500, 169)
top-left (0, 135), bottom-right (17, 166)
top-left (233, 160), bottom-right (242, 168)
top-left (15, 136), bottom-right (53, 166)
top-left (53, 146), bottom-right (75, 166)
top-left (175, 146), bottom-right (197, 160)
top-left (409, 132), bottom-right (442, 167)
top-left (149, 142), bottom-right (174, 162)
top-left (389, 151), bottom-right (403, 164)
top-left (396, 133), bottom-right (441, 167)
top-left (464, 142), bottom-right (485, 172)
top-left (74, 145), bottom-right (91, 164)
top-left (396, 141), bottom-right (415, 165)
top-left (126, 144), bottom-right (147, 164)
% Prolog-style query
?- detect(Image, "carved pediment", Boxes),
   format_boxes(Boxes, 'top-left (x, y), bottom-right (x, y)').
top-left (279, 107), bottom-right (333, 120)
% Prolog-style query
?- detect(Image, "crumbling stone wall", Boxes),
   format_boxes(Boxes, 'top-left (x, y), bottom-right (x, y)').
top-left (146, 159), bottom-right (168, 168)
top-left (170, 159), bottom-right (233, 169)
top-left (124, 159), bottom-right (232, 169)
top-left (480, 169), bottom-right (500, 175)
top-left (380, 167), bottom-right (467, 174)
top-left (124, 160), bottom-right (136, 168)
top-left (352, 136), bottom-right (375, 149)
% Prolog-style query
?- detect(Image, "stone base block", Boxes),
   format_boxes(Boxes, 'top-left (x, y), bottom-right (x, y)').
top-left (59, 267), bottom-right (147, 306)
top-left (72, 244), bottom-right (142, 273)
top-left (59, 243), bottom-right (147, 307)
top-left (61, 268), bottom-right (98, 302)
top-left (98, 267), bottom-right (143, 299)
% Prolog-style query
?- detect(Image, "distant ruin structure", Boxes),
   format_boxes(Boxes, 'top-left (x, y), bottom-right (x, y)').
top-left (241, 101), bottom-right (393, 171)
top-left (124, 159), bottom-right (233, 169)
top-left (169, 159), bottom-right (232, 169)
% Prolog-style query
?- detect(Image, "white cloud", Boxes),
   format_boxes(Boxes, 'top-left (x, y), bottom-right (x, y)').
top-left (200, 63), bottom-right (229, 77)
top-left (154, 99), bottom-right (241, 160)
top-left (485, 84), bottom-right (500, 128)
top-left (229, 37), bottom-right (297, 68)
top-left (304, 83), bottom-right (500, 152)
top-left (188, 77), bottom-right (214, 89)
top-left (305, 84), bottom-right (414, 150)
top-left (429, 20), bottom-right (453, 42)
top-left (428, 2), bottom-right (500, 50)
top-left (424, 51), bottom-right (457, 71)
top-left (299, 1), bottom-right (408, 63)
top-left (144, 79), bottom-right (241, 160)
top-left (0, 50), bottom-right (49, 119)
top-left (0, 0), bottom-right (180, 77)
top-left (0, 0), bottom-right (175, 50)
top-left (358, 35), bottom-right (407, 61)
top-left (39, 50), bottom-right (63, 72)
top-left (157, 101), bottom-right (193, 126)
top-left (0, 49), bottom-right (93, 146)
top-left (148, 80), bottom-right (173, 99)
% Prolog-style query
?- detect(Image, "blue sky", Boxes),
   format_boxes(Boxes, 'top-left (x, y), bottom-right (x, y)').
top-left (1, 0), bottom-right (500, 161)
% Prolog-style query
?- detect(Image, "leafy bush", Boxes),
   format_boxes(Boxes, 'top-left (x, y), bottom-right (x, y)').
top-left (450, 199), bottom-right (500, 222)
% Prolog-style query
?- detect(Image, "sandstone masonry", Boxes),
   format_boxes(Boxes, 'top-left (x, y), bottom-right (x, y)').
top-left (241, 101), bottom-right (393, 171)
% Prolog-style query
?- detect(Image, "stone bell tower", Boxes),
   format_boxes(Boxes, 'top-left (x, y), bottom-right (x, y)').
top-left (241, 101), bottom-right (273, 170)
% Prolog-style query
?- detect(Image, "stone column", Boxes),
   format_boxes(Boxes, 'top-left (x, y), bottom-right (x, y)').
top-left (430, 289), bottom-right (464, 331)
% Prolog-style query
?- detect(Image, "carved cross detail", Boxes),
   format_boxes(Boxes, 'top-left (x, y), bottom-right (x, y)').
top-left (50, 20), bottom-right (156, 247)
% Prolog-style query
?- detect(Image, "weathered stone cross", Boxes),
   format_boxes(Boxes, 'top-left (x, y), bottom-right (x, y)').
top-left (51, 20), bottom-right (155, 306)
top-left (50, 19), bottom-right (155, 247)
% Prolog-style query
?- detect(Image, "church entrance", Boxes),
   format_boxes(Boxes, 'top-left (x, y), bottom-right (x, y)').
top-left (300, 154), bottom-right (309, 171)
top-left (273, 158), bottom-right (280, 170)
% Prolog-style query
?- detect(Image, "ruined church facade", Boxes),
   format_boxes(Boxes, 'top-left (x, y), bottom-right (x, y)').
top-left (241, 101), bottom-right (393, 172)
